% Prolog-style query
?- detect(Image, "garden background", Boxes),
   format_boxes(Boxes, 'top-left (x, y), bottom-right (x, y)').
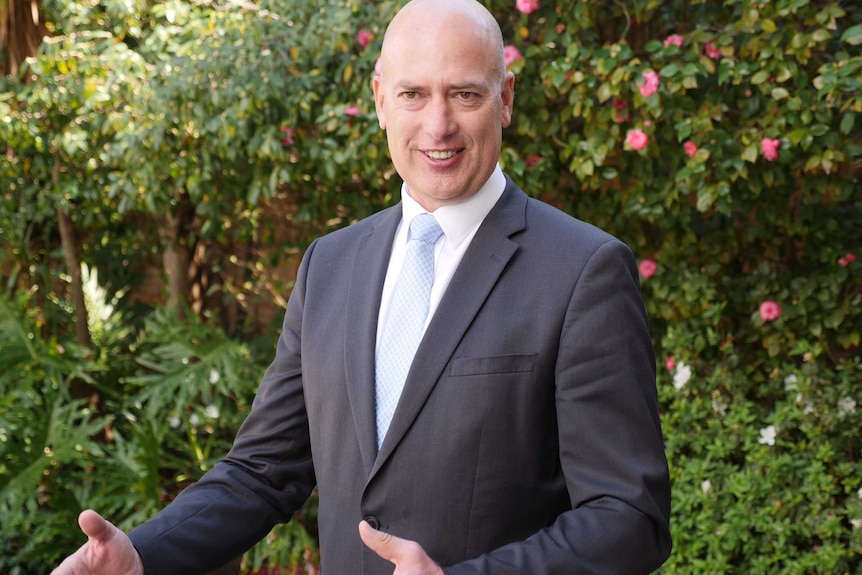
top-left (1, 0), bottom-right (860, 573)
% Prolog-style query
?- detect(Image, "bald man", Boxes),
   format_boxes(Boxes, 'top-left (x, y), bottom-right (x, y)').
top-left (52, 1), bottom-right (671, 573)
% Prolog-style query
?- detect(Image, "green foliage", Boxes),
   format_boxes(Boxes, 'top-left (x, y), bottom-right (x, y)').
top-left (0, 0), bottom-right (860, 573)
top-left (0, 280), bottom-right (288, 572)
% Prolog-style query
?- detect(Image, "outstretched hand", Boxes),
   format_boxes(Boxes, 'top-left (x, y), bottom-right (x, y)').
top-left (359, 520), bottom-right (445, 575)
top-left (51, 510), bottom-right (144, 575)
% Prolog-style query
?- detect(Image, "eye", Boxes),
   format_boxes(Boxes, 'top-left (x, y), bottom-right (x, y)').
top-left (400, 91), bottom-right (418, 100)
top-left (456, 91), bottom-right (476, 100)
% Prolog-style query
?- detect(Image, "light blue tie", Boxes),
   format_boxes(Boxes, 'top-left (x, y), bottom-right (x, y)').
top-left (375, 213), bottom-right (444, 449)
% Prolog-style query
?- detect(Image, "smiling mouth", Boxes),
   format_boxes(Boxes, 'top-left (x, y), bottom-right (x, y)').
top-left (424, 150), bottom-right (458, 160)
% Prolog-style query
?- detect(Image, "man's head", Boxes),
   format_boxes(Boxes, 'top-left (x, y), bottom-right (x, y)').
top-left (373, 0), bottom-right (515, 211)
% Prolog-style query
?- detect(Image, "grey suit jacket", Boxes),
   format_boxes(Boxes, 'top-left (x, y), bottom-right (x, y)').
top-left (129, 177), bottom-right (672, 574)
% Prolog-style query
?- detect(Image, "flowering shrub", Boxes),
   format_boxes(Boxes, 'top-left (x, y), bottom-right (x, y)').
top-left (1, 0), bottom-right (860, 573)
top-left (482, 1), bottom-right (861, 570)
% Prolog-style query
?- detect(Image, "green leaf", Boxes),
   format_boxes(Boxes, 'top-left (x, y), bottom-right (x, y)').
top-left (840, 26), bottom-right (862, 45)
top-left (771, 87), bottom-right (789, 100)
top-left (596, 82), bottom-right (613, 103)
top-left (804, 155), bottom-right (821, 172)
top-left (742, 144), bottom-right (758, 163)
top-left (809, 124), bottom-right (829, 137)
top-left (751, 70), bottom-right (770, 85)
top-left (839, 112), bottom-right (855, 135)
top-left (811, 29), bottom-right (832, 43)
top-left (601, 167), bottom-right (618, 180)
top-left (659, 63), bottom-right (680, 78)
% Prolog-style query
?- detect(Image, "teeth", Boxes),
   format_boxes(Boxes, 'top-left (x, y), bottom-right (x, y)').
top-left (426, 150), bottom-right (456, 160)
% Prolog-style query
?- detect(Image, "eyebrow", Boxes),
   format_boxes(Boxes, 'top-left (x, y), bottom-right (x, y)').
top-left (394, 81), bottom-right (491, 93)
top-left (450, 82), bottom-right (491, 92)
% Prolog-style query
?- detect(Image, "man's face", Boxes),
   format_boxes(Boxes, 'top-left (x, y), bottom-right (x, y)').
top-left (373, 17), bottom-right (514, 212)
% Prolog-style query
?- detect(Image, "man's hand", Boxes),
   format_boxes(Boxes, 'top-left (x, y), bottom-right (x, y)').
top-left (51, 510), bottom-right (144, 575)
top-left (359, 520), bottom-right (444, 575)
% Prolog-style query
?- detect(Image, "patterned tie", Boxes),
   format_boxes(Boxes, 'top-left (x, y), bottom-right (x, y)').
top-left (375, 213), bottom-right (444, 449)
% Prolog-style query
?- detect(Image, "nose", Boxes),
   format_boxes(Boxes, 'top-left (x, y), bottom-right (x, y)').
top-left (422, 97), bottom-right (456, 140)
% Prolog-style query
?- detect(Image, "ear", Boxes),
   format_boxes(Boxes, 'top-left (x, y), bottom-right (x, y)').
top-left (500, 72), bottom-right (515, 128)
top-left (373, 75), bottom-right (387, 130)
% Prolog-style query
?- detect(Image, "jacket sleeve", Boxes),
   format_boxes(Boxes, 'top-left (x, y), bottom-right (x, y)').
top-left (443, 239), bottom-right (672, 575)
top-left (128, 241), bottom-right (320, 575)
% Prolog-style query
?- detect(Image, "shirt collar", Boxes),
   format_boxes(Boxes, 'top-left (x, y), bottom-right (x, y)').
top-left (399, 164), bottom-right (506, 247)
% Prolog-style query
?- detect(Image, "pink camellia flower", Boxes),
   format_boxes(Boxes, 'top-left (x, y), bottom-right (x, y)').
top-left (626, 129), bottom-right (649, 151)
top-left (705, 40), bottom-right (722, 59)
top-left (280, 126), bottom-right (296, 146)
top-left (665, 356), bottom-right (676, 371)
top-left (344, 106), bottom-right (361, 117)
top-left (612, 97), bottom-right (627, 111)
top-left (759, 300), bottom-right (782, 322)
top-left (516, 0), bottom-right (540, 15)
top-left (639, 258), bottom-right (657, 278)
top-left (761, 137), bottom-right (780, 161)
top-left (663, 34), bottom-right (684, 48)
top-left (357, 30), bottom-right (373, 48)
top-left (838, 252), bottom-right (857, 267)
top-left (556, 23), bottom-right (565, 34)
top-left (639, 70), bottom-right (660, 97)
top-left (684, 141), bottom-right (698, 158)
top-left (504, 45), bottom-right (523, 68)
top-left (526, 155), bottom-right (542, 167)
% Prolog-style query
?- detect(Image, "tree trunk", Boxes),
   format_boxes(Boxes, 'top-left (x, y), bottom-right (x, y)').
top-left (1, 0), bottom-right (47, 77)
top-left (56, 206), bottom-right (92, 348)
top-left (53, 156), bottom-right (91, 350)
top-left (158, 194), bottom-right (196, 317)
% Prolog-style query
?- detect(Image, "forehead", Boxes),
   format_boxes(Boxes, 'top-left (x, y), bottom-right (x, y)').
top-left (381, 12), bottom-right (500, 88)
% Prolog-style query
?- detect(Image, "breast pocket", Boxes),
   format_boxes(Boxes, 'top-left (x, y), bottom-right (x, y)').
top-left (448, 353), bottom-right (539, 378)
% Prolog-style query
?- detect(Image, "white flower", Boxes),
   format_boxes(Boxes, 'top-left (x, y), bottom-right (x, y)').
top-left (758, 425), bottom-right (777, 446)
top-left (837, 396), bottom-right (856, 414)
top-left (711, 397), bottom-right (728, 416)
top-left (851, 518), bottom-right (862, 530)
top-left (673, 362), bottom-right (692, 390)
top-left (205, 404), bottom-right (220, 419)
top-left (169, 416), bottom-right (181, 429)
top-left (209, 369), bottom-right (220, 384)
top-left (701, 479), bottom-right (712, 494)
top-left (857, 487), bottom-right (862, 500)
top-left (784, 374), bottom-right (798, 391)
top-left (189, 414), bottom-right (200, 427)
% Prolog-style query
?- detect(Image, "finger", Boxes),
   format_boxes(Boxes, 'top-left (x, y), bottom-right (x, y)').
top-left (358, 520), bottom-right (397, 562)
top-left (78, 509), bottom-right (113, 542)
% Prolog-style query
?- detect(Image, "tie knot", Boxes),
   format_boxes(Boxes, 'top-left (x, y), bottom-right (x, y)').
top-left (409, 213), bottom-right (443, 246)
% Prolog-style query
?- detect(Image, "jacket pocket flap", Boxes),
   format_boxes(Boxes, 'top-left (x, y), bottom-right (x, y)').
top-left (449, 354), bottom-right (539, 377)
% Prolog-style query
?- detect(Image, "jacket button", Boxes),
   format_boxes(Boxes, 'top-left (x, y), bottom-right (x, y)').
top-left (364, 515), bottom-right (380, 530)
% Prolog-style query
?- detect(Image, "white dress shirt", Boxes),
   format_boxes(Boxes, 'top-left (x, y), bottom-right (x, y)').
top-left (375, 164), bottom-right (506, 350)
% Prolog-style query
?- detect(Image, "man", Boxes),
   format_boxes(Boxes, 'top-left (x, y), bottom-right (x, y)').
top-left (52, 0), bottom-right (672, 573)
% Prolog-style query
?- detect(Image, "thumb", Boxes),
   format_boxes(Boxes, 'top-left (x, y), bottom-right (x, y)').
top-left (359, 520), bottom-right (396, 560)
top-left (78, 509), bottom-right (114, 542)
top-left (359, 521), bottom-right (442, 574)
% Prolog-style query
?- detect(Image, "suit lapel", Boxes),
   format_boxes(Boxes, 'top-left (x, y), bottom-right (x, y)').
top-left (371, 181), bottom-right (528, 474)
top-left (344, 206), bottom-right (401, 476)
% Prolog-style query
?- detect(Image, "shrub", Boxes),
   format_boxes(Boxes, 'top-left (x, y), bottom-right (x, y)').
top-left (1, 0), bottom-right (859, 573)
